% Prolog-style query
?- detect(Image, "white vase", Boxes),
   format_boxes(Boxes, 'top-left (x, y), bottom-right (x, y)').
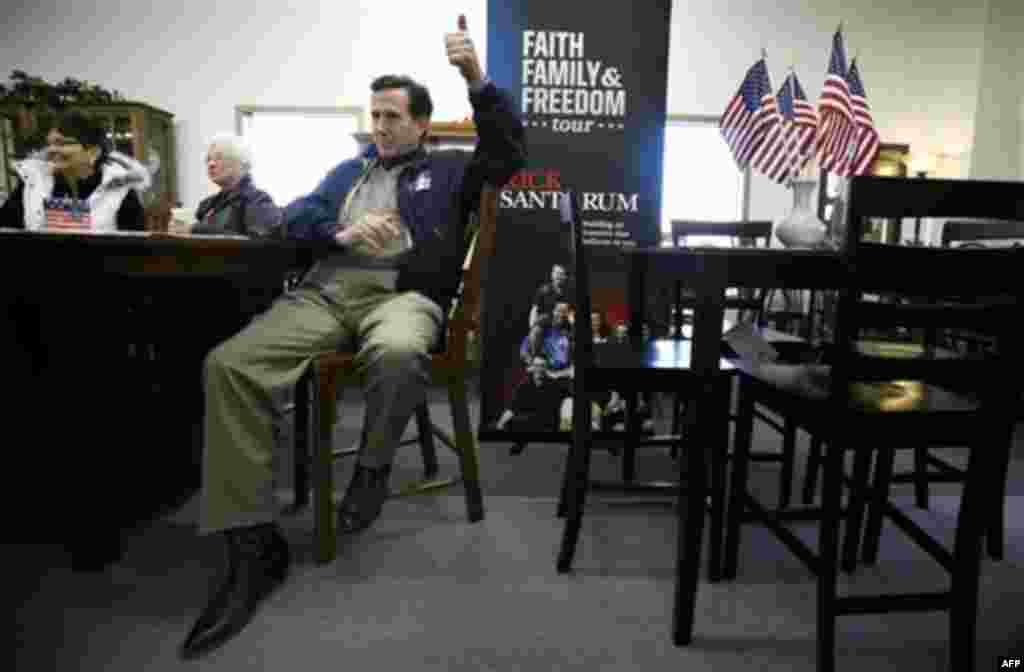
top-left (774, 177), bottom-right (827, 248)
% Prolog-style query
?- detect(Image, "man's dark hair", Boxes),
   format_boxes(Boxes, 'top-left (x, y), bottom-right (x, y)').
top-left (53, 110), bottom-right (111, 162)
top-left (371, 75), bottom-right (434, 120)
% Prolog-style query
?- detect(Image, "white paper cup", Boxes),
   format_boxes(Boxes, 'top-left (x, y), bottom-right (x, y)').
top-left (169, 207), bottom-right (196, 233)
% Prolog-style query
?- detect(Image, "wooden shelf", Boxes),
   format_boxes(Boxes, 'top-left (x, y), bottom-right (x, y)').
top-left (354, 119), bottom-right (479, 152)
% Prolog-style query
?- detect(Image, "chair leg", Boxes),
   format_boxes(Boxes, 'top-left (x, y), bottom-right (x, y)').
top-left (448, 377), bottom-right (484, 523)
top-left (723, 380), bottom-right (755, 581)
top-left (670, 397), bottom-right (686, 460)
top-left (778, 418), bottom-right (796, 509)
top-left (556, 446), bottom-right (571, 518)
top-left (705, 378), bottom-right (730, 583)
top-left (671, 394), bottom-right (683, 436)
top-left (557, 395), bottom-right (594, 573)
top-left (840, 447), bottom-right (874, 573)
top-left (621, 393), bottom-right (639, 484)
top-left (673, 395), bottom-right (708, 646)
top-left (414, 402), bottom-right (440, 480)
top-left (913, 446), bottom-right (930, 509)
top-left (802, 436), bottom-right (824, 505)
top-left (292, 372), bottom-right (310, 512)
top-left (986, 436), bottom-right (1011, 561)
top-left (314, 365), bottom-right (338, 564)
top-left (948, 443), bottom-right (987, 671)
top-left (816, 442), bottom-right (844, 672)
top-left (861, 445), bottom-right (895, 566)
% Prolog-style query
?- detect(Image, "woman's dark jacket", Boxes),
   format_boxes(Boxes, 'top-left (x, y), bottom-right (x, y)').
top-left (192, 174), bottom-right (282, 237)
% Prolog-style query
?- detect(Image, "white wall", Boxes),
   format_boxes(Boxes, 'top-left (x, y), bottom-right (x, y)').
top-left (674, 0), bottom-right (989, 219)
top-left (0, 0), bottom-right (1005, 214)
top-left (2, 0), bottom-right (488, 207)
top-left (968, 0), bottom-right (1024, 181)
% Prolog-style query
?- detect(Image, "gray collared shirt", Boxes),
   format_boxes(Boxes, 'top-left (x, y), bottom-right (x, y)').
top-left (304, 159), bottom-right (415, 295)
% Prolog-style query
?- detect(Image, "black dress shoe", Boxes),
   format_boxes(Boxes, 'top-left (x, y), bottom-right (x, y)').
top-left (337, 464), bottom-right (392, 534)
top-left (180, 524), bottom-right (290, 659)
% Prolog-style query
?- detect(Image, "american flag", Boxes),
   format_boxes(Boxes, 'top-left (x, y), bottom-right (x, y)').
top-left (782, 73), bottom-right (819, 180)
top-left (720, 58), bottom-right (781, 170)
top-left (757, 73), bottom-right (819, 184)
top-left (836, 58), bottom-right (880, 176)
top-left (751, 74), bottom-right (793, 180)
top-left (815, 29), bottom-right (855, 173)
top-left (758, 73), bottom-right (817, 183)
top-left (44, 197), bottom-right (93, 230)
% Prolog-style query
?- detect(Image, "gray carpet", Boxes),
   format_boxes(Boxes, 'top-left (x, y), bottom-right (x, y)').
top-left (13, 379), bottom-right (1024, 671)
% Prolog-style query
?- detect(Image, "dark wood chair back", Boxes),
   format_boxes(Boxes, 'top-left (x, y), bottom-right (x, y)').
top-left (932, 217), bottom-right (1024, 353)
top-left (836, 176), bottom-right (1024, 404)
top-left (670, 219), bottom-right (772, 248)
top-left (941, 218), bottom-right (1024, 248)
top-left (668, 220), bottom-right (773, 336)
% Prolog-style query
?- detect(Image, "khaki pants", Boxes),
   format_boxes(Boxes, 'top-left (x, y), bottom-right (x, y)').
top-left (198, 283), bottom-right (443, 534)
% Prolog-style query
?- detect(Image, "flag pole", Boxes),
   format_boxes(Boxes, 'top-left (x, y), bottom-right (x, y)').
top-left (842, 39), bottom-right (859, 174)
top-left (785, 69), bottom-right (798, 189)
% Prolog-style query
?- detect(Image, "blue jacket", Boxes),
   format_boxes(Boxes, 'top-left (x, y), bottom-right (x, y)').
top-left (283, 80), bottom-right (526, 310)
top-left (520, 328), bottom-right (572, 371)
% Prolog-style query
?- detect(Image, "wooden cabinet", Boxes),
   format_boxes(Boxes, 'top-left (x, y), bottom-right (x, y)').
top-left (0, 101), bottom-right (177, 209)
top-left (70, 102), bottom-right (178, 208)
top-left (0, 113), bottom-right (14, 204)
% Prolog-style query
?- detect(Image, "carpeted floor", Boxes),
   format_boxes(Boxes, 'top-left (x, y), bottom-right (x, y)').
top-left (12, 379), bottom-right (1024, 671)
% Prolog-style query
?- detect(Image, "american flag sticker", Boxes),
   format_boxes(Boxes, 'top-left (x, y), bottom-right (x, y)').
top-left (44, 196), bottom-right (94, 230)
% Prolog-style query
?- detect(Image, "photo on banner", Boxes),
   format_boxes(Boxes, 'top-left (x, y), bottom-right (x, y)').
top-left (478, 0), bottom-right (672, 441)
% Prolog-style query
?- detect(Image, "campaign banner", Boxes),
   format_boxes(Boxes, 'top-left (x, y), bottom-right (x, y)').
top-left (479, 1), bottom-right (672, 439)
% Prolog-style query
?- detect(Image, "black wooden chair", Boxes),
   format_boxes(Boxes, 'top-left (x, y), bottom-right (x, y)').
top-left (556, 189), bottom-right (736, 652)
top-left (670, 219), bottom-right (816, 510)
top-left (723, 175), bottom-right (1024, 672)
top-left (866, 217), bottom-right (1024, 562)
top-left (815, 217), bottom-right (1024, 563)
top-left (669, 220), bottom-right (774, 331)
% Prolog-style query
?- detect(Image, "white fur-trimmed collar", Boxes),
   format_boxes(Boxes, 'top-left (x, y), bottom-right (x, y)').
top-left (15, 150), bottom-right (152, 193)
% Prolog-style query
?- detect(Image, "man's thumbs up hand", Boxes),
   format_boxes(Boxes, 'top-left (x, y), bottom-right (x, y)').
top-left (445, 15), bottom-right (483, 85)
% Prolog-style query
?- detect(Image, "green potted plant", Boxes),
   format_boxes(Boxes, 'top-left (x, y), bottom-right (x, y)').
top-left (0, 70), bottom-right (123, 158)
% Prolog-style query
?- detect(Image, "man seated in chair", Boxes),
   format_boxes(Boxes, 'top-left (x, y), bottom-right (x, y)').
top-left (181, 16), bottom-right (525, 658)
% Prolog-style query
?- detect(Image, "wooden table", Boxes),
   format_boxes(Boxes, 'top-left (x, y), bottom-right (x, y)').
top-left (0, 228), bottom-right (310, 279)
top-left (0, 229), bottom-right (311, 569)
top-left (623, 246), bottom-right (844, 644)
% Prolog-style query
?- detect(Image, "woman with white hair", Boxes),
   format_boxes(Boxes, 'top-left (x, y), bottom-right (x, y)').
top-left (170, 133), bottom-right (281, 237)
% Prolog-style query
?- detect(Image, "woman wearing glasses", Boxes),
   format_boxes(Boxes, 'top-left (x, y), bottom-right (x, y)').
top-left (0, 110), bottom-right (148, 231)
